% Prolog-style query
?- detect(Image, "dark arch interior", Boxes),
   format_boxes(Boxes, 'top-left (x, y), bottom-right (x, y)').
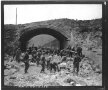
top-left (19, 28), bottom-right (67, 51)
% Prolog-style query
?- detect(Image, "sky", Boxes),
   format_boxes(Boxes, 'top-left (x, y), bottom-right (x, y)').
top-left (4, 4), bottom-right (102, 24)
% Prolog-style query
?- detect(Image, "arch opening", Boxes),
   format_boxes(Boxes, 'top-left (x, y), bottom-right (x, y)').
top-left (19, 28), bottom-right (68, 51)
top-left (27, 34), bottom-right (60, 49)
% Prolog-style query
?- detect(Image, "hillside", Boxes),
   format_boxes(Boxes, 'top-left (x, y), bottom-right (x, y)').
top-left (3, 18), bottom-right (102, 87)
top-left (43, 39), bottom-right (60, 49)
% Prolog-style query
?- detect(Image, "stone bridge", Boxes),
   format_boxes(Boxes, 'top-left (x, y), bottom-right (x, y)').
top-left (18, 19), bottom-right (75, 51)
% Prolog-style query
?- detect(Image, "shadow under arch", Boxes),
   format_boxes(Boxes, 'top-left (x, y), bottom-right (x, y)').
top-left (19, 28), bottom-right (68, 51)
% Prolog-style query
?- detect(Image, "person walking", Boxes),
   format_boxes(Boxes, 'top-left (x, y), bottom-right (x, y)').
top-left (77, 47), bottom-right (82, 57)
top-left (36, 55), bottom-right (40, 66)
top-left (23, 51), bottom-right (29, 74)
top-left (46, 53), bottom-right (52, 70)
top-left (40, 54), bottom-right (46, 73)
top-left (73, 53), bottom-right (81, 75)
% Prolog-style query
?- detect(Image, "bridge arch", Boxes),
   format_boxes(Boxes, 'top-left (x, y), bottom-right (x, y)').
top-left (19, 28), bottom-right (68, 51)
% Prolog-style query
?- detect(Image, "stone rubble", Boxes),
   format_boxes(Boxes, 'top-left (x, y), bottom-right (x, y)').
top-left (4, 56), bottom-right (102, 87)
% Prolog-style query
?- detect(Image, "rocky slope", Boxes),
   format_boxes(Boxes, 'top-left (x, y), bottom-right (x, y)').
top-left (4, 56), bottom-right (102, 87)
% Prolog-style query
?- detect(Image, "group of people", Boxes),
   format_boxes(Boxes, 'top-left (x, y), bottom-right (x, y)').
top-left (15, 46), bottom-right (83, 75)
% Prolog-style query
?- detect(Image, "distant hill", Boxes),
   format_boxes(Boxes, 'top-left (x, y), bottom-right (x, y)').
top-left (42, 39), bottom-right (60, 49)
top-left (27, 34), bottom-right (56, 48)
